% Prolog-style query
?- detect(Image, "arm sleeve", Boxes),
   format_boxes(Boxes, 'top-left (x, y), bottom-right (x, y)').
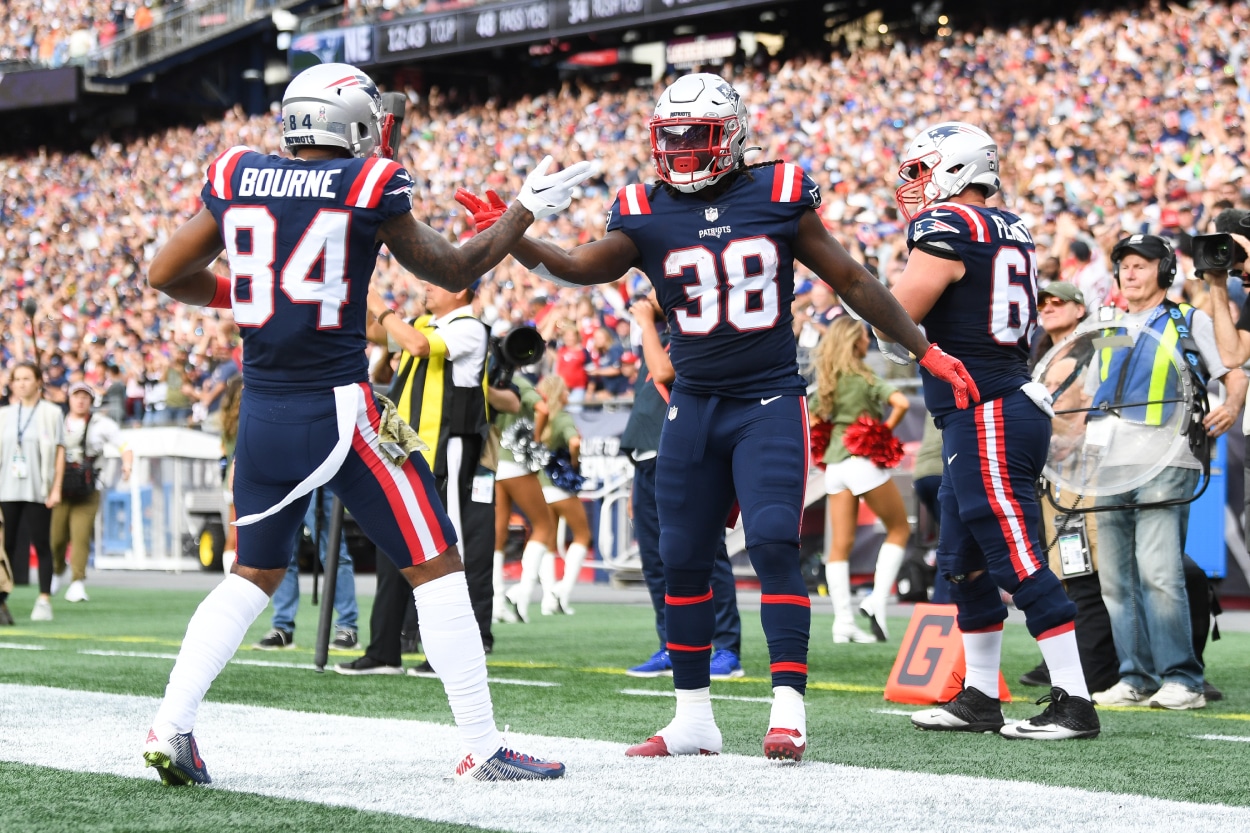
top-left (1193, 311), bottom-right (1231, 380)
top-left (376, 165), bottom-right (415, 220)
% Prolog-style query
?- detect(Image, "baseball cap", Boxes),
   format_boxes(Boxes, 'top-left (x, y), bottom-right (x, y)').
top-left (68, 382), bottom-right (95, 399)
top-left (1039, 282), bottom-right (1085, 306)
top-left (1111, 233), bottom-right (1172, 263)
top-left (620, 351), bottom-right (639, 365)
top-left (1160, 207), bottom-right (1181, 228)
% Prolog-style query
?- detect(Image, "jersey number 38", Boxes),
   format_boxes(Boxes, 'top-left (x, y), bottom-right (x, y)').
top-left (665, 236), bottom-right (781, 334)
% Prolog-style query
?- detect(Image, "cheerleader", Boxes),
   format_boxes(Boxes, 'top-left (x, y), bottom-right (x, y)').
top-left (813, 315), bottom-right (911, 643)
top-left (493, 374), bottom-right (557, 623)
top-left (534, 375), bottom-right (591, 614)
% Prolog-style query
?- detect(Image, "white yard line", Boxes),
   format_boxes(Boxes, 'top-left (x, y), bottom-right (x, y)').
top-left (0, 642), bottom-right (46, 651)
top-left (72, 649), bottom-right (557, 685)
top-left (1193, 734), bottom-right (1250, 743)
top-left (2, 684), bottom-right (1249, 833)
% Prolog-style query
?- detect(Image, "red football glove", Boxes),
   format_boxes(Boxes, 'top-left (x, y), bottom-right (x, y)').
top-left (454, 188), bottom-right (508, 233)
top-left (919, 344), bottom-right (980, 410)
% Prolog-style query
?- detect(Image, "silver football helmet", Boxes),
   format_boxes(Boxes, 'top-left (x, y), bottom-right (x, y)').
top-left (650, 73), bottom-right (749, 193)
top-left (280, 63), bottom-right (395, 159)
top-left (895, 121), bottom-right (999, 220)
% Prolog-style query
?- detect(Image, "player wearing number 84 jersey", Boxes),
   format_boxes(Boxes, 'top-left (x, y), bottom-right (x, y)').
top-left (142, 62), bottom-right (590, 784)
top-left (455, 73), bottom-right (978, 762)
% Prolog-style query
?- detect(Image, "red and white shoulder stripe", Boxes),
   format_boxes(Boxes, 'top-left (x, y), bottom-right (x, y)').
top-left (770, 162), bottom-right (806, 202)
top-left (206, 145), bottom-right (252, 200)
top-left (616, 183), bottom-right (651, 215)
top-left (345, 158), bottom-right (402, 209)
top-left (925, 201), bottom-right (991, 243)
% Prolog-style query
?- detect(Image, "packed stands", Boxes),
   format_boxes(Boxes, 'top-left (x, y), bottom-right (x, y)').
top-left (3, 0), bottom-right (1250, 422)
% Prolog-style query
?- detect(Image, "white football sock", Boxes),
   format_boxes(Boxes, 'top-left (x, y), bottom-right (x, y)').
top-left (769, 685), bottom-right (806, 734)
top-left (1037, 624), bottom-right (1090, 699)
top-left (557, 542), bottom-right (588, 602)
top-left (962, 624), bottom-right (1003, 696)
top-left (825, 560), bottom-right (853, 624)
top-left (661, 687), bottom-right (721, 754)
top-left (413, 572), bottom-right (501, 759)
top-left (153, 573), bottom-right (269, 735)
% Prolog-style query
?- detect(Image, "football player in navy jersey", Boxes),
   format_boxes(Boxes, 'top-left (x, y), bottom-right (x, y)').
top-left (888, 121), bottom-right (1100, 740)
top-left (455, 73), bottom-right (977, 762)
top-left (140, 63), bottom-right (593, 785)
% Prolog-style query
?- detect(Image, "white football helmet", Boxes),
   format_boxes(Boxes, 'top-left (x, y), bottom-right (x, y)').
top-left (650, 73), bottom-right (749, 193)
top-left (895, 121), bottom-right (999, 220)
top-left (280, 63), bottom-right (396, 159)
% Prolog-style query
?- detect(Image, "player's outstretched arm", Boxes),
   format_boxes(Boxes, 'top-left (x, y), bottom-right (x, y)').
top-left (455, 186), bottom-right (639, 287)
top-left (793, 211), bottom-right (930, 358)
top-left (381, 155), bottom-right (595, 291)
top-left (147, 209), bottom-right (228, 306)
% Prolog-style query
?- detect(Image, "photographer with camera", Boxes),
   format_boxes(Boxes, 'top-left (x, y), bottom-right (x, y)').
top-left (1089, 234), bottom-right (1245, 711)
top-left (1196, 206), bottom-right (1250, 555)
top-left (338, 280), bottom-right (504, 674)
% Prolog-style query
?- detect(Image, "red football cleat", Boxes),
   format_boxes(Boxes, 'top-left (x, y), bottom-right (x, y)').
top-left (763, 727), bottom-right (806, 762)
top-left (625, 735), bottom-right (718, 757)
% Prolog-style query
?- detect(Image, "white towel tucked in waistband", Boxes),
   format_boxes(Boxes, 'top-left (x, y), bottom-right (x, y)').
top-left (233, 383), bottom-right (362, 527)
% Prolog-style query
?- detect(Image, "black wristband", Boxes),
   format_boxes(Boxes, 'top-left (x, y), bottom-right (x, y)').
top-left (378, 309), bottom-right (394, 326)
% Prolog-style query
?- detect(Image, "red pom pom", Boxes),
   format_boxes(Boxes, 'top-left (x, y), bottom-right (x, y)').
top-left (842, 415), bottom-right (905, 469)
top-left (809, 420), bottom-right (832, 469)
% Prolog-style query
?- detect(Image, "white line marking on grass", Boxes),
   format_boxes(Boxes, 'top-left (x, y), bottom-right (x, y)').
top-left (76, 650), bottom-right (554, 685)
top-left (620, 688), bottom-right (776, 704)
top-left (1194, 734), bottom-right (1250, 743)
top-left (0, 643), bottom-right (45, 651)
top-left (872, 709), bottom-right (917, 716)
top-left (407, 672), bottom-right (558, 687)
top-left (4, 684), bottom-right (1250, 833)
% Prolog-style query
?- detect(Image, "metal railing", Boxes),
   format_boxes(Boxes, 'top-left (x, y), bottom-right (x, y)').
top-left (86, 0), bottom-right (303, 79)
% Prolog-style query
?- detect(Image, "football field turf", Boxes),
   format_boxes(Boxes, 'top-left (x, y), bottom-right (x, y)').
top-left (1, 583), bottom-right (1248, 832)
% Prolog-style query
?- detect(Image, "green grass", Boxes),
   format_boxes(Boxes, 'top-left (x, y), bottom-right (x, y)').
top-left (2, 583), bottom-right (1249, 829)
top-left (0, 762), bottom-right (492, 833)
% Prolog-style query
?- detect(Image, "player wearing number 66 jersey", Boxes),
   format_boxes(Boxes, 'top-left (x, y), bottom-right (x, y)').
top-left (890, 121), bottom-right (1100, 740)
top-left (140, 62), bottom-right (591, 785)
top-left (455, 73), bottom-right (978, 763)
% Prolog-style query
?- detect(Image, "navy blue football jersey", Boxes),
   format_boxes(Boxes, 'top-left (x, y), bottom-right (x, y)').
top-left (907, 202), bottom-right (1038, 417)
top-left (606, 163), bottom-right (818, 398)
top-left (201, 146), bottom-right (414, 393)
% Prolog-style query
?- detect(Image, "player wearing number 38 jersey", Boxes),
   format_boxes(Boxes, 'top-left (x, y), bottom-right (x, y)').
top-left (890, 121), bottom-right (1100, 741)
top-left (140, 63), bottom-right (593, 786)
top-left (455, 73), bottom-right (978, 763)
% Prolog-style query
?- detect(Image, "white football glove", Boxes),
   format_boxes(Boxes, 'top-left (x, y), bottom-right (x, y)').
top-left (518, 155), bottom-right (596, 221)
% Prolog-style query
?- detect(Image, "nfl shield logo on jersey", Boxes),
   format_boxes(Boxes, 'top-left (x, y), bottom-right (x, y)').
top-left (668, 406), bottom-right (678, 421)
top-left (704, 207), bottom-right (719, 222)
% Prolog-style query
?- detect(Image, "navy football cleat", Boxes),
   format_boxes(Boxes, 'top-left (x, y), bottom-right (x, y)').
top-left (143, 728), bottom-right (212, 786)
top-left (453, 746), bottom-right (566, 781)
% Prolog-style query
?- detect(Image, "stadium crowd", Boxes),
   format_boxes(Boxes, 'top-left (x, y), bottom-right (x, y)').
top-left (3, 0), bottom-right (1250, 421)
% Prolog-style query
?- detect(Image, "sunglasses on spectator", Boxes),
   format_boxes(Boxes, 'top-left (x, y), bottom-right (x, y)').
top-left (1038, 297), bottom-right (1074, 309)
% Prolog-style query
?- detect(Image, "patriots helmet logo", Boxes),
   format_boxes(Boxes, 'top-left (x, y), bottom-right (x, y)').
top-left (927, 123), bottom-right (985, 143)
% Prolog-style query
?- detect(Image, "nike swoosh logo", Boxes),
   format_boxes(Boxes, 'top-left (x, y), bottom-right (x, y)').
top-left (761, 396), bottom-right (783, 406)
top-left (928, 210), bottom-right (951, 217)
top-left (947, 453), bottom-right (958, 464)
